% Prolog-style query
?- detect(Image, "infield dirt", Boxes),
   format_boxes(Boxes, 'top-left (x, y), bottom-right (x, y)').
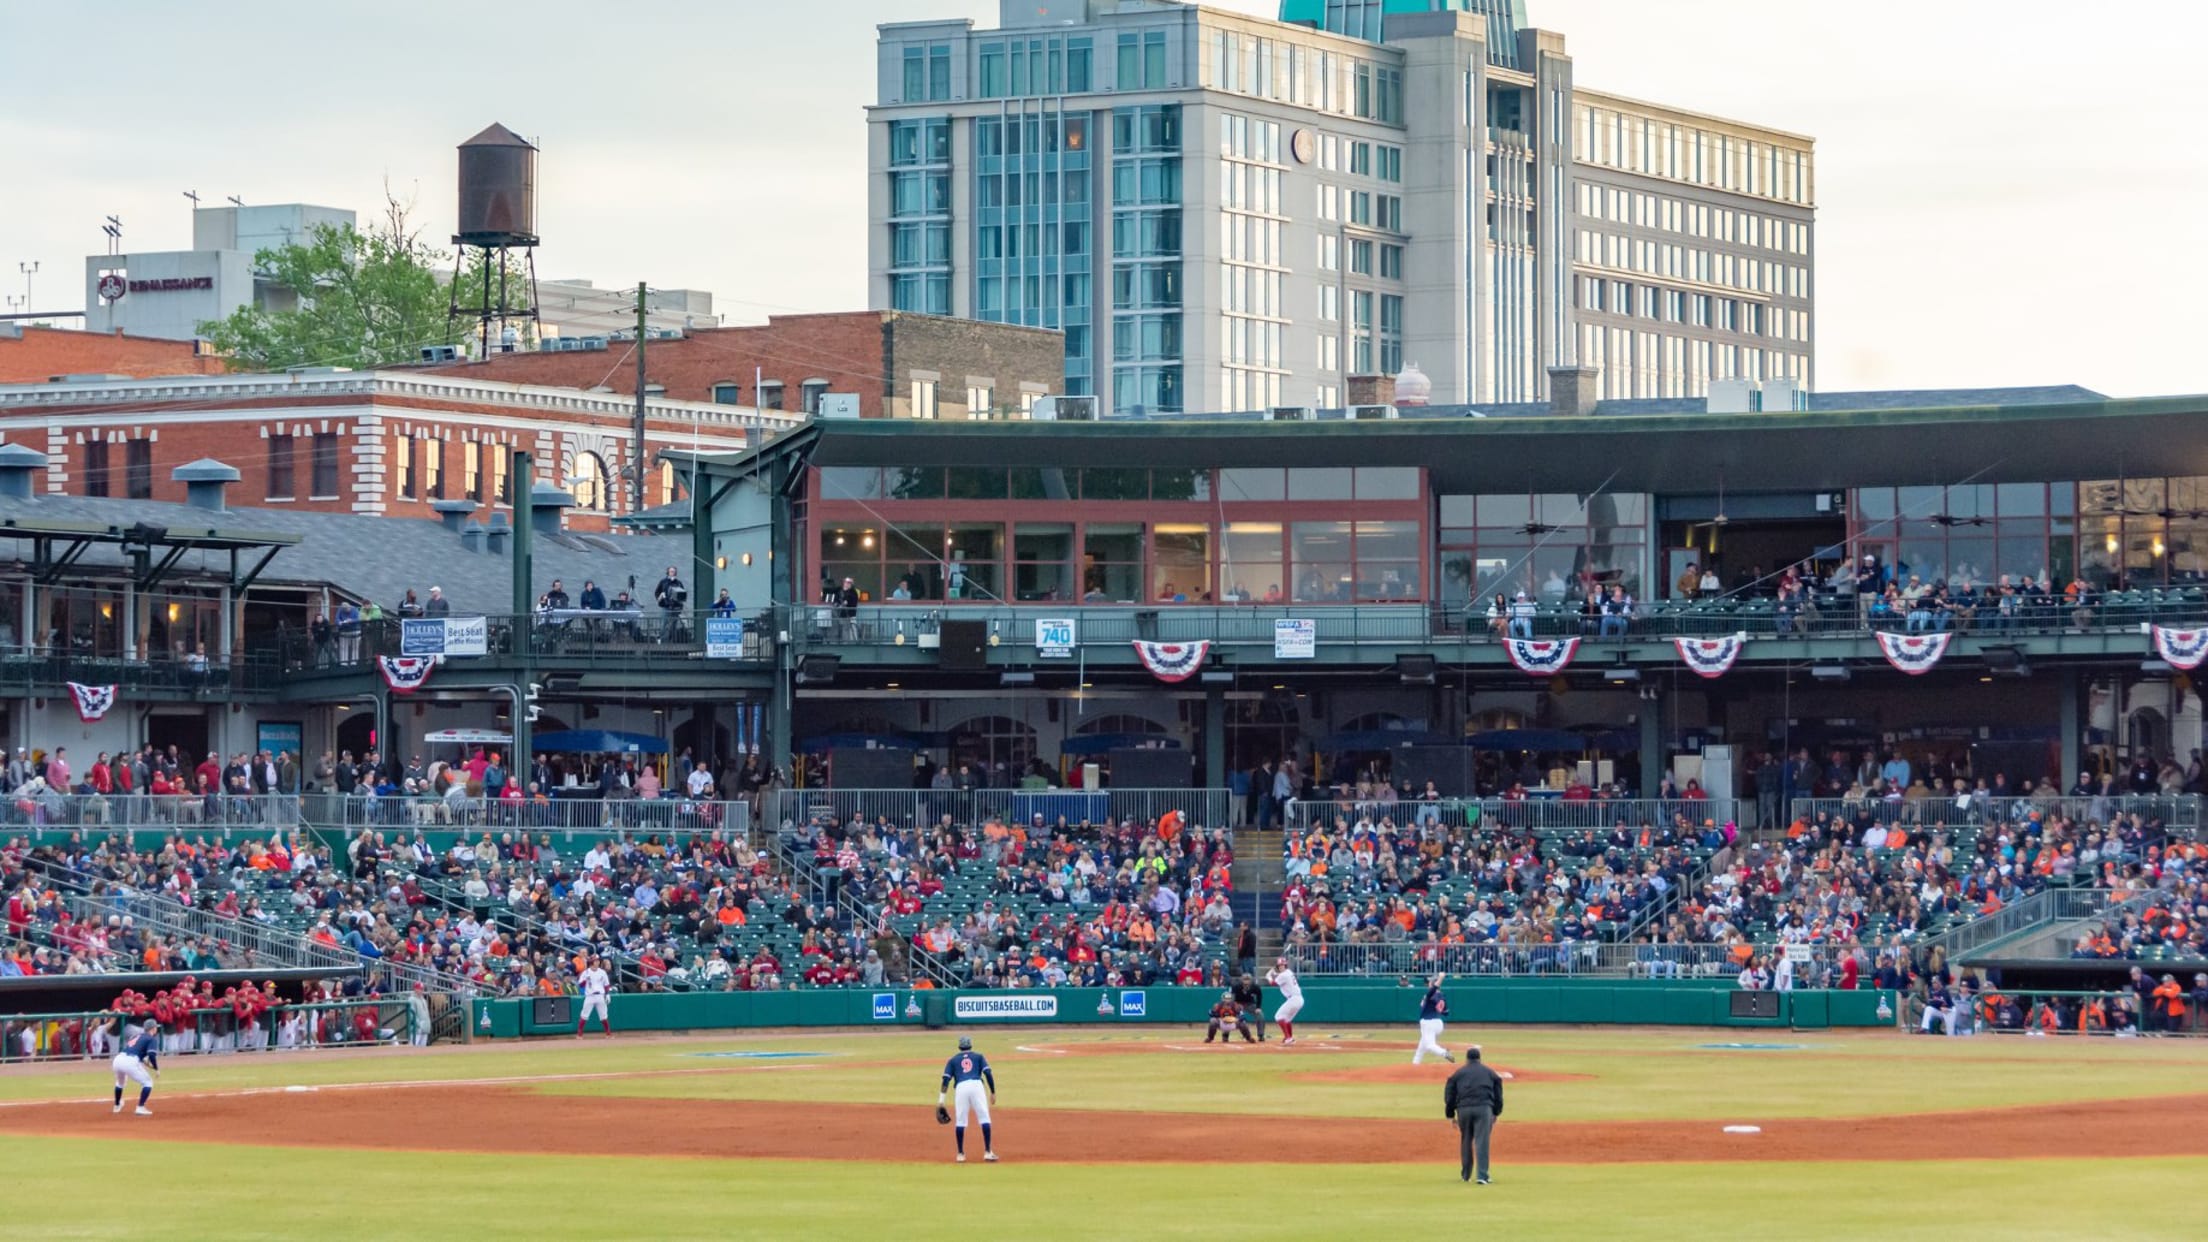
top-left (3, 1083), bottom-right (2198, 1165)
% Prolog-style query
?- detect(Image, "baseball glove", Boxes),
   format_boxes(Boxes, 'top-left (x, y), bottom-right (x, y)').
top-left (935, 1104), bottom-right (952, 1125)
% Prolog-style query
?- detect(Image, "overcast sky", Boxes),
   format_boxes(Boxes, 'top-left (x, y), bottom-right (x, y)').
top-left (4, 1), bottom-right (2203, 395)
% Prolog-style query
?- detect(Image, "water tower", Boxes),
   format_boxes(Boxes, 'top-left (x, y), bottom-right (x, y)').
top-left (446, 122), bottom-right (541, 358)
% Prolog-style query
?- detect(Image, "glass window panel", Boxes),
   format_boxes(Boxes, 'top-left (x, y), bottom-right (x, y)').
top-left (1151, 523), bottom-right (1211, 602)
top-left (1290, 520), bottom-right (1353, 603)
top-left (1995, 531), bottom-right (2046, 583)
top-left (1082, 522), bottom-right (1144, 602)
top-left (816, 464), bottom-right (883, 497)
top-left (1438, 495), bottom-right (1478, 527)
top-left (1150, 467), bottom-right (1212, 501)
top-left (1477, 494), bottom-right (1531, 528)
top-left (2049, 483), bottom-right (2076, 517)
top-left (1354, 467), bottom-right (1419, 500)
top-left (1009, 468), bottom-right (1076, 501)
top-left (1287, 467), bottom-right (1353, 501)
top-left (885, 524), bottom-right (947, 600)
top-left (1218, 467), bottom-right (1284, 501)
top-left (1354, 520), bottom-right (1419, 562)
top-left (1853, 487), bottom-right (1895, 523)
top-left (1994, 482), bottom-right (2044, 517)
top-left (1014, 521), bottom-right (1076, 603)
top-left (945, 524), bottom-right (1004, 601)
top-left (885, 467), bottom-right (945, 499)
top-left (821, 561), bottom-right (885, 604)
top-left (1220, 522), bottom-right (1282, 603)
top-left (1079, 467), bottom-right (1148, 500)
top-left (945, 468), bottom-right (1008, 499)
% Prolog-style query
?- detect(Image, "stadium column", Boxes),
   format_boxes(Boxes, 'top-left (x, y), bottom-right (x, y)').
top-left (2059, 668), bottom-right (2083, 792)
top-left (767, 449), bottom-right (795, 768)
top-left (1203, 686), bottom-right (1226, 791)
top-left (1639, 682), bottom-right (1664, 798)
top-left (510, 448), bottom-right (534, 781)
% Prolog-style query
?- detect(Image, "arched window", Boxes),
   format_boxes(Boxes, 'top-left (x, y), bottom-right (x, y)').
top-left (572, 452), bottom-right (611, 511)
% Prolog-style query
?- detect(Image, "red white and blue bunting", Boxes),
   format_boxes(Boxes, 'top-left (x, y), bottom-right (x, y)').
top-left (1674, 632), bottom-right (1749, 679)
top-left (2150, 625), bottom-right (2208, 671)
top-left (1131, 640), bottom-right (1210, 683)
top-left (1502, 637), bottom-right (1580, 676)
top-left (377, 655), bottom-right (437, 694)
top-left (1875, 631), bottom-right (1953, 676)
top-left (66, 682), bottom-right (118, 722)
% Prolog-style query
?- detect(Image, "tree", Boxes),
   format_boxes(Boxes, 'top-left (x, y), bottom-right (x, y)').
top-left (196, 194), bottom-right (541, 371)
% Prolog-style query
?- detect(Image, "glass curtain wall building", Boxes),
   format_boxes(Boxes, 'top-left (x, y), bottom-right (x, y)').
top-left (869, 2), bottom-right (1813, 413)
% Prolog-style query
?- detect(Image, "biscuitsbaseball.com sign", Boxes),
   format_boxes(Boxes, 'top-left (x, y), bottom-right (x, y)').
top-left (952, 995), bottom-right (1059, 1020)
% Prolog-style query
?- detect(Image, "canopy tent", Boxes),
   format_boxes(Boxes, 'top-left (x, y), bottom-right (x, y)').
top-left (422, 729), bottom-right (511, 747)
top-left (531, 729), bottom-right (668, 755)
top-left (1058, 732), bottom-right (1181, 756)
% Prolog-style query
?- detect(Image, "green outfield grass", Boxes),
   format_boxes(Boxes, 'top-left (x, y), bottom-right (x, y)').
top-left (5, 1025), bottom-right (2205, 1240)
top-left (1, 1136), bottom-right (2196, 1241)
top-left (525, 1026), bottom-right (2208, 1122)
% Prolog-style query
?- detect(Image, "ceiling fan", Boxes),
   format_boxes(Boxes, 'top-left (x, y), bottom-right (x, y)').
top-left (1690, 473), bottom-right (1730, 532)
top-left (1515, 473), bottom-right (1560, 535)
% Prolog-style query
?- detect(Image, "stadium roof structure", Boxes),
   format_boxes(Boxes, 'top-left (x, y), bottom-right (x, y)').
top-left (687, 391), bottom-right (2208, 496)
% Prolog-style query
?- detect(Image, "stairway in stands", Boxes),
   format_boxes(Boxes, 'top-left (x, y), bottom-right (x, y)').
top-left (1229, 828), bottom-right (1285, 960)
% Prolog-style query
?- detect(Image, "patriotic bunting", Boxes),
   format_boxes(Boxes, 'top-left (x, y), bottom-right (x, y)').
top-left (66, 682), bottom-right (118, 722)
top-left (377, 655), bottom-right (437, 694)
top-left (2150, 625), bottom-right (2208, 671)
top-left (1130, 640), bottom-right (1211, 683)
top-left (1875, 631), bottom-right (1953, 676)
top-left (1501, 637), bottom-right (1580, 675)
top-left (1674, 632), bottom-right (1749, 679)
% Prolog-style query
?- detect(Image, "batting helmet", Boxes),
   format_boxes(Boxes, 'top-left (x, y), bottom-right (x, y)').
top-left (958, 1036), bottom-right (973, 1051)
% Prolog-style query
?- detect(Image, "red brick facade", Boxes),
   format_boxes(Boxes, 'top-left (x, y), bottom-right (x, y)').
top-left (420, 310), bottom-right (1065, 420)
top-left (0, 373), bottom-right (788, 528)
top-left (0, 326), bottom-right (226, 383)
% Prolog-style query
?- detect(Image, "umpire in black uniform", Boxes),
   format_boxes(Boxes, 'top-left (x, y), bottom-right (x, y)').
top-left (1443, 1045), bottom-right (1504, 1184)
top-left (1232, 973), bottom-right (1265, 1041)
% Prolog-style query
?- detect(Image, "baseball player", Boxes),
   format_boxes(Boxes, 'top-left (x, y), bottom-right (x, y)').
top-left (1205, 991), bottom-right (1256, 1044)
top-left (576, 956), bottom-right (613, 1037)
top-left (1231, 973), bottom-right (1266, 1041)
top-left (937, 1036), bottom-right (997, 1163)
top-left (1413, 974), bottom-right (1454, 1065)
top-left (1264, 957), bottom-right (1304, 1046)
top-left (111, 1019), bottom-right (160, 1116)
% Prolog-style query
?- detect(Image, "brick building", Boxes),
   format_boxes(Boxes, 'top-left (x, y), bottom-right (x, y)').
top-left (0, 324), bottom-right (228, 383)
top-left (422, 310), bottom-right (1066, 420)
top-left (0, 370), bottom-right (799, 529)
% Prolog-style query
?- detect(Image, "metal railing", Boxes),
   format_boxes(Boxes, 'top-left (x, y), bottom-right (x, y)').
top-left (1284, 797), bottom-right (1743, 834)
top-left (0, 998), bottom-right (427, 1063)
top-left (1912, 886), bottom-right (2122, 964)
top-left (304, 794), bottom-right (752, 840)
top-left (0, 647), bottom-right (279, 696)
top-left (791, 590), bottom-right (2208, 652)
top-left (42, 876), bottom-right (362, 978)
top-left (1787, 795), bottom-right (2202, 832)
top-left (0, 793), bottom-right (750, 841)
top-left (270, 607), bottom-right (773, 673)
top-left (1286, 937), bottom-right (1867, 980)
top-left (768, 787), bottom-right (1234, 833)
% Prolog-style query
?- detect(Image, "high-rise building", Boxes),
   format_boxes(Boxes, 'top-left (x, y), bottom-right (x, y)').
top-left (867, 0), bottom-right (1814, 413)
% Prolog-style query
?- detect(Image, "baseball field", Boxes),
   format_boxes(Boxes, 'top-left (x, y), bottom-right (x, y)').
top-left (3, 1024), bottom-right (2204, 1240)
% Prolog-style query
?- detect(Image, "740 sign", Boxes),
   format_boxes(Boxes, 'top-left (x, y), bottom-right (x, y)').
top-left (1035, 617), bottom-right (1077, 658)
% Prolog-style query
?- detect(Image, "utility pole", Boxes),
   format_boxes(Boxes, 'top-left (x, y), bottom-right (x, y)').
top-left (632, 281), bottom-right (648, 512)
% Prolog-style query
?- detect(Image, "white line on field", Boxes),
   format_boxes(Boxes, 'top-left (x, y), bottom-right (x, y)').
top-left (0, 1063), bottom-right (815, 1110)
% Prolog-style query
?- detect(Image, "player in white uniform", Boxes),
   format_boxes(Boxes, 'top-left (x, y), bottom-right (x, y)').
top-left (576, 957), bottom-right (613, 1037)
top-left (1413, 974), bottom-right (1454, 1065)
top-left (1264, 957), bottom-right (1304, 1045)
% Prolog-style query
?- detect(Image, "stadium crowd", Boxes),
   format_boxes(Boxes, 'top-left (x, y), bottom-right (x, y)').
top-left (792, 809), bottom-right (1241, 989)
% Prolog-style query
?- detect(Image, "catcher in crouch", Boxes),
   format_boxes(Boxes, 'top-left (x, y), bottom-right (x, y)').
top-left (1205, 990), bottom-right (1256, 1044)
top-left (937, 1036), bottom-right (998, 1162)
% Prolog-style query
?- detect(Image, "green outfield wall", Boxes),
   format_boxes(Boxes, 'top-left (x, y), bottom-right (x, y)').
top-left (470, 982), bottom-right (1893, 1039)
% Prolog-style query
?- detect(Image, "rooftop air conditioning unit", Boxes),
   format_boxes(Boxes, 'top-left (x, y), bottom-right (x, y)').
top-left (1033, 395), bottom-right (1097, 421)
top-left (816, 393), bottom-right (861, 419)
top-left (1266, 406), bottom-right (1313, 422)
top-left (576, 335), bottom-right (610, 351)
top-left (1349, 404), bottom-right (1398, 420)
top-left (418, 345), bottom-right (462, 364)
